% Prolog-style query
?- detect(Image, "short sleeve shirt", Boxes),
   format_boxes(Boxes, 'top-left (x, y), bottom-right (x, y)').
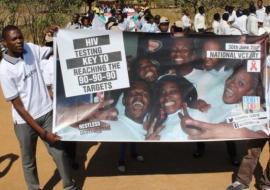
top-left (0, 43), bottom-right (53, 124)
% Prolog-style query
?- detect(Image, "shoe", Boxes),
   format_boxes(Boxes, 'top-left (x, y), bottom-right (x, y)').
top-left (132, 154), bottom-right (144, 162)
top-left (117, 160), bottom-right (126, 172)
top-left (226, 181), bottom-right (249, 190)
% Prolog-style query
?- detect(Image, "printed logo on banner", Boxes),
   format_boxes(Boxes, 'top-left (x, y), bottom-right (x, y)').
top-left (247, 60), bottom-right (261, 72)
top-left (242, 96), bottom-right (260, 112)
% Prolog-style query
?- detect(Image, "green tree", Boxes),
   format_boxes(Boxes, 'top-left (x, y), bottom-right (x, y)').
top-left (0, 0), bottom-right (86, 43)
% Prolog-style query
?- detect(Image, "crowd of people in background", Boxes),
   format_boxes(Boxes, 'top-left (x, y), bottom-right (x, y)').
top-left (1, 0), bottom-right (270, 190)
top-left (64, 0), bottom-right (270, 36)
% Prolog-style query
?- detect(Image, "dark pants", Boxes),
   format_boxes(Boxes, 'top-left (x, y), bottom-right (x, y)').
top-left (14, 111), bottom-right (76, 190)
top-left (195, 141), bottom-right (237, 159)
top-left (119, 143), bottom-right (137, 162)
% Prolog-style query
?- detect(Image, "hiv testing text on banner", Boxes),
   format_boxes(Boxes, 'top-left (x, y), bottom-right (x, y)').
top-left (54, 30), bottom-right (270, 142)
top-left (56, 29), bottom-right (129, 97)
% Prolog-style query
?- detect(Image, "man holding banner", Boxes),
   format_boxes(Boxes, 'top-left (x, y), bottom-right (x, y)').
top-left (0, 25), bottom-right (77, 190)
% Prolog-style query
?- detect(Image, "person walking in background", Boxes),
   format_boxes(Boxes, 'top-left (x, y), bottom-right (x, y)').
top-left (256, 0), bottom-right (266, 23)
top-left (233, 8), bottom-right (248, 34)
top-left (263, 6), bottom-right (270, 33)
top-left (194, 6), bottom-right (206, 33)
top-left (219, 13), bottom-right (232, 35)
top-left (247, 5), bottom-right (259, 35)
top-left (65, 13), bottom-right (82, 29)
top-left (212, 13), bottom-right (221, 34)
top-left (181, 9), bottom-right (192, 32)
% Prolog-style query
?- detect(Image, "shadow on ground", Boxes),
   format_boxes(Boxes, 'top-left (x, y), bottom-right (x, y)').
top-left (81, 141), bottom-right (244, 175)
top-left (71, 141), bottom-right (265, 189)
top-left (0, 153), bottom-right (19, 178)
top-left (42, 141), bottom-right (265, 190)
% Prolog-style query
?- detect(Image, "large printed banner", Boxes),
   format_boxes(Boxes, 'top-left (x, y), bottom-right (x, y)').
top-left (53, 29), bottom-right (270, 142)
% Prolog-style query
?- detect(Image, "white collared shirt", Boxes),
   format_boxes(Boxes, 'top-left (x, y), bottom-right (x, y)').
top-left (247, 13), bottom-right (259, 35)
top-left (219, 20), bottom-right (232, 35)
top-left (256, 6), bottom-right (266, 22)
top-left (233, 15), bottom-right (248, 34)
top-left (40, 55), bottom-right (54, 86)
top-left (264, 14), bottom-right (270, 33)
top-left (0, 43), bottom-right (53, 124)
top-left (228, 10), bottom-right (237, 23)
top-left (159, 108), bottom-right (208, 141)
top-left (65, 22), bottom-right (82, 29)
top-left (258, 26), bottom-right (267, 35)
top-left (212, 20), bottom-right (220, 34)
top-left (194, 13), bottom-right (206, 32)
top-left (182, 15), bottom-right (191, 29)
top-left (184, 68), bottom-right (233, 123)
top-left (159, 111), bottom-right (188, 141)
top-left (140, 22), bottom-right (158, 33)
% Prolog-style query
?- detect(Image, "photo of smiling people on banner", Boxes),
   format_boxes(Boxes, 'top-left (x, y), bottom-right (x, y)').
top-left (54, 30), bottom-right (269, 142)
top-left (180, 63), bottom-right (269, 140)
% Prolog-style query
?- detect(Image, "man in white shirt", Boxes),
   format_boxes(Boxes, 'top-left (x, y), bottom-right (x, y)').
top-left (140, 14), bottom-right (158, 33)
top-left (65, 13), bottom-right (82, 29)
top-left (181, 10), bottom-right (191, 31)
top-left (212, 13), bottom-right (221, 34)
top-left (256, 0), bottom-right (266, 23)
top-left (247, 5), bottom-right (259, 35)
top-left (233, 9), bottom-right (248, 34)
top-left (228, 6), bottom-right (237, 23)
top-left (219, 13), bottom-right (232, 35)
top-left (0, 25), bottom-right (77, 190)
top-left (194, 6), bottom-right (206, 32)
top-left (264, 6), bottom-right (270, 33)
top-left (258, 19), bottom-right (267, 35)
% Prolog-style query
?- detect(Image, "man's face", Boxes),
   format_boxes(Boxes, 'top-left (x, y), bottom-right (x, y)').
top-left (3, 29), bottom-right (24, 57)
top-left (202, 40), bottom-right (221, 70)
top-left (170, 39), bottom-right (193, 65)
top-left (117, 14), bottom-right (123, 22)
top-left (149, 17), bottom-right (154, 24)
top-left (223, 68), bottom-right (255, 104)
top-left (124, 82), bottom-right (150, 122)
top-left (159, 81), bottom-right (183, 114)
top-left (72, 14), bottom-right (80, 23)
top-left (159, 23), bottom-right (169, 32)
top-left (199, 7), bottom-right (205, 15)
top-left (83, 18), bottom-right (91, 27)
top-left (137, 59), bottom-right (158, 82)
top-left (257, 0), bottom-right (263, 8)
